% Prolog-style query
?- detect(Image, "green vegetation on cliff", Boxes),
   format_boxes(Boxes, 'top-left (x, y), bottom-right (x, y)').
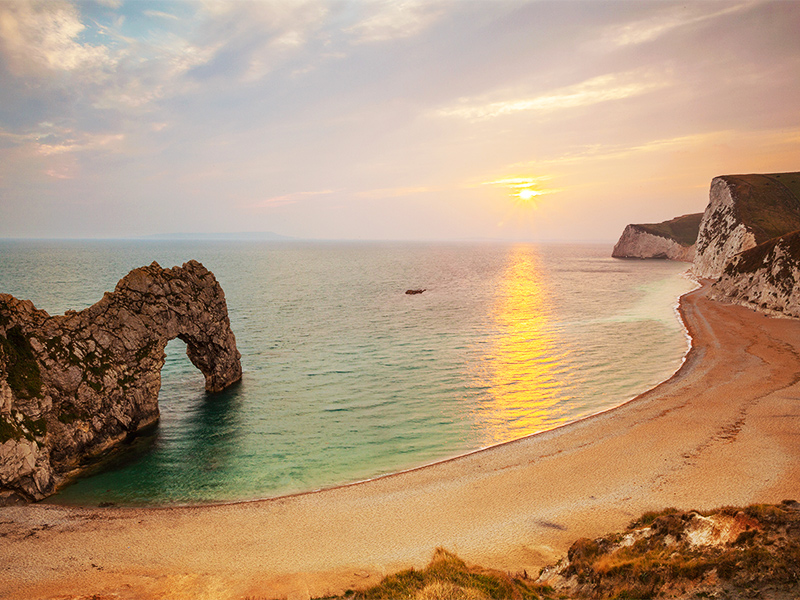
top-left (637, 212), bottom-right (703, 247)
top-left (724, 172), bottom-right (800, 244)
top-left (770, 172), bottom-right (800, 201)
top-left (0, 325), bottom-right (42, 399)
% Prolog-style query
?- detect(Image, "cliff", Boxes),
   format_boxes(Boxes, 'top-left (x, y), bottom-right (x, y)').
top-left (0, 260), bottom-right (241, 504)
top-left (612, 213), bottom-right (702, 261)
top-left (693, 172), bottom-right (800, 279)
top-left (709, 229), bottom-right (800, 317)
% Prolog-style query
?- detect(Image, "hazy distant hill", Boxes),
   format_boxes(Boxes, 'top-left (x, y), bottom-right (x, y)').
top-left (142, 231), bottom-right (293, 241)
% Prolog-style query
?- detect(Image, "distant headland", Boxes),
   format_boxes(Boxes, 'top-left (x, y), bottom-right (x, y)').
top-left (613, 171), bottom-right (800, 318)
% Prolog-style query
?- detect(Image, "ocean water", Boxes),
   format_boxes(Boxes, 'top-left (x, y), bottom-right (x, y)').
top-left (0, 241), bottom-right (695, 506)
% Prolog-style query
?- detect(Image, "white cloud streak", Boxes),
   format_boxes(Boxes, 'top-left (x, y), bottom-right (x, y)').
top-left (436, 70), bottom-right (670, 121)
top-left (248, 189), bottom-right (335, 209)
top-left (345, 0), bottom-right (444, 43)
top-left (598, 1), bottom-right (758, 48)
top-left (143, 10), bottom-right (181, 22)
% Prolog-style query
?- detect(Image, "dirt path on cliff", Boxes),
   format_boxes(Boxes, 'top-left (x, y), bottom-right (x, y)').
top-left (2, 283), bottom-right (800, 600)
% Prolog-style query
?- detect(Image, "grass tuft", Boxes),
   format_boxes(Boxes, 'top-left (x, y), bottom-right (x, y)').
top-left (340, 548), bottom-right (553, 600)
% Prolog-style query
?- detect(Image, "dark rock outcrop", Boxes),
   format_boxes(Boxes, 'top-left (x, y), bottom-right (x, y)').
top-left (0, 260), bottom-right (241, 503)
top-left (710, 229), bottom-right (800, 317)
top-left (612, 213), bottom-right (702, 261)
top-left (537, 502), bottom-right (800, 600)
top-left (693, 172), bottom-right (800, 278)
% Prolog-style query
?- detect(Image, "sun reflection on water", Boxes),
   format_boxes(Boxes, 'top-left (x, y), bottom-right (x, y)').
top-left (474, 244), bottom-right (573, 445)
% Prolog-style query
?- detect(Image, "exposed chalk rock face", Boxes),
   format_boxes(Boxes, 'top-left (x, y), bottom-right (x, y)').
top-left (612, 213), bottom-right (702, 261)
top-left (693, 173), bottom-right (800, 279)
top-left (710, 230), bottom-right (800, 317)
top-left (0, 260), bottom-right (241, 503)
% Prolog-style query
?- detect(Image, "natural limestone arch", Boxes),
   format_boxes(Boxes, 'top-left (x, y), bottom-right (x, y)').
top-left (0, 260), bottom-right (242, 503)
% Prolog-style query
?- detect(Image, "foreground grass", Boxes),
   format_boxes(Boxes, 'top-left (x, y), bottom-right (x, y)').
top-left (317, 548), bottom-right (556, 600)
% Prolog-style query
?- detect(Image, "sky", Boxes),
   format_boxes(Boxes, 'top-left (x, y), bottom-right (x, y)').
top-left (0, 0), bottom-right (799, 242)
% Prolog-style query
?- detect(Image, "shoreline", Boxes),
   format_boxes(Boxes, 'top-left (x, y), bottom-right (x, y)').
top-left (48, 271), bottom-right (698, 512)
top-left (2, 281), bottom-right (800, 599)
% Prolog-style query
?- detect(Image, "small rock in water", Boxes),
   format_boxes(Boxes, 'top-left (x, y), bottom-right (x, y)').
top-left (405, 288), bottom-right (426, 295)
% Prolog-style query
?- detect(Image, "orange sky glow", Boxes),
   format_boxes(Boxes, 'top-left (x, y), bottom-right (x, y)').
top-left (1, 1), bottom-right (798, 241)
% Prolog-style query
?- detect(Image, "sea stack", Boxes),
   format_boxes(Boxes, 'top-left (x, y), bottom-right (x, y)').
top-left (0, 260), bottom-right (242, 504)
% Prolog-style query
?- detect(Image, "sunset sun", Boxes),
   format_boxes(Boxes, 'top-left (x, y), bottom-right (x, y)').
top-left (482, 177), bottom-right (556, 206)
top-left (517, 188), bottom-right (541, 202)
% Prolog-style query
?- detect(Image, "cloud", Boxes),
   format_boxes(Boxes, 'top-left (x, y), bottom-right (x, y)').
top-left (597, 1), bottom-right (756, 49)
top-left (143, 10), bottom-right (181, 21)
top-left (0, 1), bottom-right (112, 75)
top-left (345, 0), bottom-right (444, 44)
top-left (44, 166), bottom-right (75, 179)
top-left (36, 131), bottom-right (125, 156)
top-left (248, 189), bottom-right (335, 209)
top-left (436, 70), bottom-right (670, 121)
top-left (190, 0), bottom-right (329, 83)
top-left (356, 185), bottom-right (435, 199)
top-left (482, 177), bottom-right (562, 202)
top-left (0, 122), bottom-right (125, 157)
top-left (0, 0), bottom-right (229, 138)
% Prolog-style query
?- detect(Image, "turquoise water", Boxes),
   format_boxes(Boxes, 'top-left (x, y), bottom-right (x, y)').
top-left (0, 241), bottom-right (695, 505)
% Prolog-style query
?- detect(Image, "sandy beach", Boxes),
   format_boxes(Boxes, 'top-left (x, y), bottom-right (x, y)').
top-left (2, 282), bottom-right (799, 600)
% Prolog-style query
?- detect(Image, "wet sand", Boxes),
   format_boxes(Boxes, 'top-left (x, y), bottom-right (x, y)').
top-left (2, 283), bottom-right (800, 600)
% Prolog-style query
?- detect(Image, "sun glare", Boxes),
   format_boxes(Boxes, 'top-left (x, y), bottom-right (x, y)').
top-left (482, 176), bottom-right (558, 206)
top-left (517, 188), bottom-right (541, 201)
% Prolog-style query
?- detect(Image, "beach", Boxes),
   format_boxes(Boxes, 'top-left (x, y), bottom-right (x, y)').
top-left (2, 282), bottom-right (799, 600)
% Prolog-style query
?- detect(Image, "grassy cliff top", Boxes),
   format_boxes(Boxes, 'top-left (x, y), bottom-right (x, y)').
top-left (769, 171), bottom-right (800, 199)
top-left (721, 172), bottom-right (800, 243)
top-left (635, 212), bottom-right (704, 247)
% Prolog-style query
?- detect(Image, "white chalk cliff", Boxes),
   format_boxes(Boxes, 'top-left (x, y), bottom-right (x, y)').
top-left (693, 171), bottom-right (800, 318)
top-left (710, 230), bottom-right (800, 317)
top-left (693, 174), bottom-right (800, 279)
top-left (613, 172), bottom-right (800, 319)
top-left (612, 213), bottom-right (702, 262)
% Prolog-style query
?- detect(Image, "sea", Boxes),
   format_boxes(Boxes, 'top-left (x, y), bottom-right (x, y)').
top-left (0, 240), bottom-right (696, 506)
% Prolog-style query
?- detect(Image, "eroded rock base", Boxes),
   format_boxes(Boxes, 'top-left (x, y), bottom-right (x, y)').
top-left (0, 260), bottom-right (241, 502)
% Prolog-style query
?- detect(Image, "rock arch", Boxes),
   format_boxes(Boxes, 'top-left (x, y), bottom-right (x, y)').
top-left (0, 260), bottom-right (242, 503)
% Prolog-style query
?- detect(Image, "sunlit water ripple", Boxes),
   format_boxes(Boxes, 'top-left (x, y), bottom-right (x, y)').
top-left (0, 240), bottom-right (695, 506)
